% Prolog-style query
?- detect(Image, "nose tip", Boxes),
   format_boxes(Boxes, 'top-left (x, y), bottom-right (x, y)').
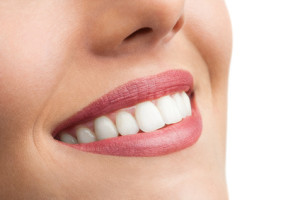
top-left (88, 0), bottom-right (185, 55)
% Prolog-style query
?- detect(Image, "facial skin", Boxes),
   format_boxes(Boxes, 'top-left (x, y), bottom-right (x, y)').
top-left (0, 0), bottom-right (232, 199)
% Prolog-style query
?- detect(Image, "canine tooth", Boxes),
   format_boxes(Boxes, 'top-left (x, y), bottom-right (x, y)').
top-left (181, 92), bottom-right (192, 116)
top-left (156, 95), bottom-right (182, 124)
top-left (172, 92), bottom-right (188, 118)
top-left (94, 116), bottom-right (118, 140)
top-left (59, 132), bottom-right (78, 144)
top-left (135, 101), bottom-right (165, 132)
top-left (76, 127), bottom-right (96, 144)
top-left (116, 111), bottom-right (139, 135)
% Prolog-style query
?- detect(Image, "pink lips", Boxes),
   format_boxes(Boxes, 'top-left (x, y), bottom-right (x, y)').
top-left (54, 70), bottom-right (202, 156)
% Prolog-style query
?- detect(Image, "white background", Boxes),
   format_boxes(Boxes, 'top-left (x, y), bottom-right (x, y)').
top-left (226, 0), bottom-right (300, 199)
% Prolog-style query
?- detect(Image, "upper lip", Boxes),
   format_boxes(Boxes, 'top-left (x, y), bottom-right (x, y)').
top-left (52, 70), bottom-right (193, 137)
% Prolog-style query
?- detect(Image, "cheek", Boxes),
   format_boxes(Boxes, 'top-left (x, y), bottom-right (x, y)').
top-left (185, 0), bottom-right (232, 90)
top-left (0, 3), bottom-right (75, 132)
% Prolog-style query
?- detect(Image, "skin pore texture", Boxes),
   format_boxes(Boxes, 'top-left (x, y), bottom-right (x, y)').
top-left (0, 0), bottom-right (232, 199)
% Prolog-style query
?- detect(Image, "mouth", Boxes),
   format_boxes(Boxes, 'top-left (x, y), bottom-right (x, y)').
top-left (53, 70), bottom-right (202, 157)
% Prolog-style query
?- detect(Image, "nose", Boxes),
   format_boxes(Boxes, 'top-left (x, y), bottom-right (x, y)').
top-left (85, 0), bottom-right (185, 55)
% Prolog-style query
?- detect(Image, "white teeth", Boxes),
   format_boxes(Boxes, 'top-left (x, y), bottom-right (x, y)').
top-left (135, 101), bottom-right (165, 132)
top-left (172, 93), bottom-right (188, 118)
top-left (116, 111), bottom-right (139, 135)
top-left (181, 92), bottom-right (192, 116)
top-left (94, 116), bottom-right (119, 140)
top-left (76, 127), bottom-right (96, 144)
top-left (156, 95), bottom-right (182, 125)
top-left (59, 132), bottom-right (78, 144)
top-left (59, 92), bottom-right (192, 144)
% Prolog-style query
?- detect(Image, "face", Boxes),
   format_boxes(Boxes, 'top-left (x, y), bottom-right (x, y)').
top-left (0, 0), bottom-right (232, 199)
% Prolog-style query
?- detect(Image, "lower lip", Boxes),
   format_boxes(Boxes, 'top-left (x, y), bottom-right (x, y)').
top-left (62, 99), bottom-right (202, 157)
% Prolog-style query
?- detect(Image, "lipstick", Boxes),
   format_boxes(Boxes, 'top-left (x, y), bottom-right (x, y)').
top-left (54, 70), bottom-right (202, 156)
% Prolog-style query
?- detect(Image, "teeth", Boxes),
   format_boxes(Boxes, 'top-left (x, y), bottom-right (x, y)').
top-left (94, 116), bottom-right (119, 140)
top-left (172, 93), bottom-right (189, 118)
top-left (181, 92), bottom-right (192, 116)
top-left (76, 127), bottom-right (96, 144)
top-left (135, 101), bottom-right (165, 132)
top-left (59, 132), bottom-right (78, 144)
top-left (116, 111), bottom-right (139, 135)
top-left (58, 91), bottom-right (192, 144)
top-left (156, 95), bottom-right (182, 125)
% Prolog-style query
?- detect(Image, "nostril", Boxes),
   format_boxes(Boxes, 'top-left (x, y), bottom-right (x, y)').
top-left (172, 16), bottom-right (184, 33)
top-left (124, 27), bottom-right (153, 41)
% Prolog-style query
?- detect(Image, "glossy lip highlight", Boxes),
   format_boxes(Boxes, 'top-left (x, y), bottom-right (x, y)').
top-left (53, 70), bottom-right (202, 156)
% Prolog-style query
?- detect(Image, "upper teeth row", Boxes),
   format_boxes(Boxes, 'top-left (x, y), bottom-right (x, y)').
top-left (59, 91), bottom-right (192, 144)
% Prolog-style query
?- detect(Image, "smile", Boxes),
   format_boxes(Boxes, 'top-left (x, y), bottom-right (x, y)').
top-left (53, 70), bottom-right (202, 156)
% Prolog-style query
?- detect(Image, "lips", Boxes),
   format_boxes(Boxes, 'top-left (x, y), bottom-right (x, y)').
top-left (53, 70), bottom-right (202, 156)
